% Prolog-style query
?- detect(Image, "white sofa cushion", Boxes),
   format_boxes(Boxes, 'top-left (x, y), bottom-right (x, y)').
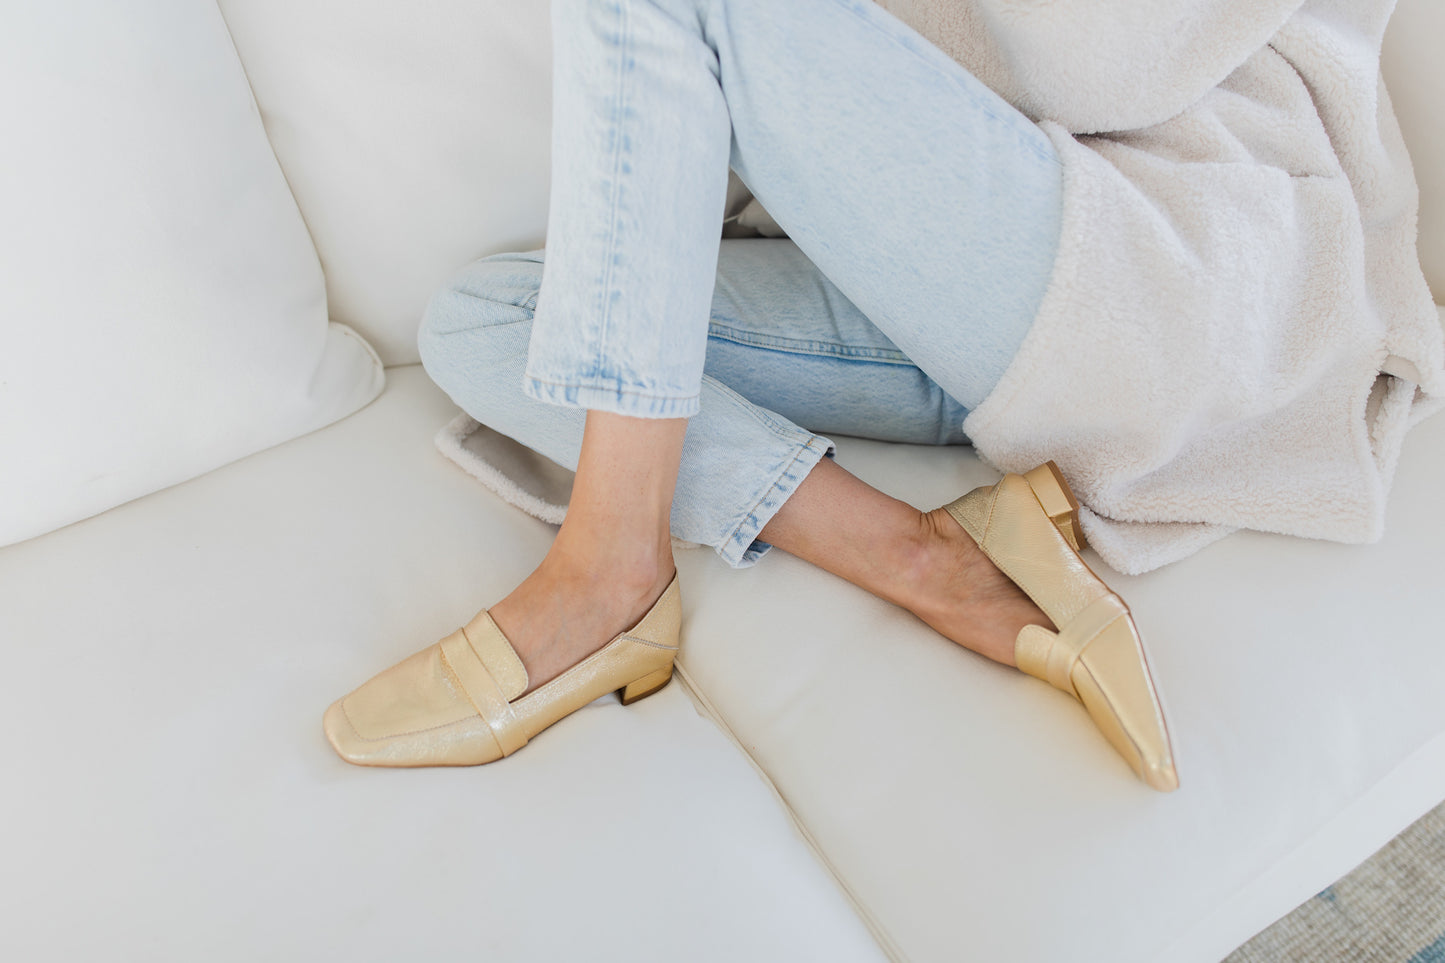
top-left (0, 367), bottom-right (885, 963)
top-left (0, 0), bottom-right (383, 548)
top-left (673, 398), bottom-right (1445, 963)
top-left (1382, 0), bottom-right (1445, 301)
top-left (431, 368), bottom-right (1445, 960)
top-left (216, 0), bottom-right (554, 366)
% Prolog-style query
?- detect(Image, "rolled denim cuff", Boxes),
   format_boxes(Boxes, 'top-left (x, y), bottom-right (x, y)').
top-left (717, 434), bottom-right (833, 568)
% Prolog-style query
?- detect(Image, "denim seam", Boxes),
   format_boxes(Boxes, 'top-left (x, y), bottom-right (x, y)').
top-left (707, 323), bottom-right (915, 364)
top-left (430, 316), bottom-right (534, 336)
top-left (718, 434), bottom-right (833, 567)
top-left (525, 374), bottom-right (701, 406)
top-left (452, 287), bottom-right (538, 312)
top-left (593, 0), bottom-right (634, 379)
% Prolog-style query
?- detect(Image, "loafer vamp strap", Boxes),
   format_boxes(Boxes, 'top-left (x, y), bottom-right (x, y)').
top-left (1017, 594), bottom-right (1130, 694)
top-left (462, 610), bottom-right (529, 698)
top-left (439, 629), bottom-right (528, 757)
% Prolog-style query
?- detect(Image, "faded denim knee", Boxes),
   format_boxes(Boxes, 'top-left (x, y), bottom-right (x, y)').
top-left (417, 250), bottom-right (547, 427)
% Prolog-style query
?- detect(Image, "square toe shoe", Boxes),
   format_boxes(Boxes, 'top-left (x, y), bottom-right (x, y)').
top-left (942, 464), bottom-right (1179, 792)
top-left (324, 577), bottom-right (681, 767)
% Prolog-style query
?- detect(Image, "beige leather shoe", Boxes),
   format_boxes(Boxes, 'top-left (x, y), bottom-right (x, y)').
top-left (942, 463), bottom-right (1179, 792)
top-left (324, 577), bottom-right (681, 767)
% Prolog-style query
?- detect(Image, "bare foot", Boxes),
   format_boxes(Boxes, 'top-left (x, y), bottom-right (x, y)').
top-left (756, 458), bottom-right (1052, 666)
top-left (487, 545), bottom-right (676, 696)
top-left (888, 507), bottom-right (1055, 666)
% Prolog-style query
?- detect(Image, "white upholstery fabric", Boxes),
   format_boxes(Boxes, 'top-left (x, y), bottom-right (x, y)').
top-left (673, 395), bottom-right (1445, 963)
top-left (216, 0), bottom-right (553, 366)
top-left (0, 367), bottom-right (884, 963)
top-left (5, 363), bottom-right (1444, 962)
top-left (1382, 0), bottom-right (1445, 301)
top-left (0, 0), bottom-right (383, 548)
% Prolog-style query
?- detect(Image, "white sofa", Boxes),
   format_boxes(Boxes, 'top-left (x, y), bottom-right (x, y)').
top-left (3, 2), bottom-right (1444, 961)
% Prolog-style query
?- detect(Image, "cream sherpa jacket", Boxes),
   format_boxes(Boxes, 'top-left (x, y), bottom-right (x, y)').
top-left (848, 0), bottom-right (1444, 573)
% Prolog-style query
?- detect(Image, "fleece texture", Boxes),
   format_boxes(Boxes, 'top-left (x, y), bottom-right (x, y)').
top-left (860, 0), bottom-right (1445, 573)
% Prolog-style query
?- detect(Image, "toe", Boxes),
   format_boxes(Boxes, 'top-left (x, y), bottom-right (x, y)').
top-left (322, 645), bottom-right (504, 767)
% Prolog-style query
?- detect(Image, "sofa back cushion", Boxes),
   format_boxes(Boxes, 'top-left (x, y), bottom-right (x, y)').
top-left (216, 0), bottom-right (554, 366)
top-left (0, 0), bottom-right (383, 547)
top-left (220, 0), bottom-right (1441, 372)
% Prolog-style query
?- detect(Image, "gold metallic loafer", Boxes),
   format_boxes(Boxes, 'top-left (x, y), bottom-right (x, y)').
top-left (942, 463), bottom-right (1179, 792)
top-left (324, 576), bottom-right (681, 767)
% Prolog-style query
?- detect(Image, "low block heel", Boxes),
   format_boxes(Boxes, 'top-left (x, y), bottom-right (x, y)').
top-left (619, 666), bottom-right (673, 706)
top-left (1023, 461), bottom-right (1088, 552)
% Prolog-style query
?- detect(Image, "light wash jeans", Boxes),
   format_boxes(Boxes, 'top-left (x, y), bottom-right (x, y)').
top-left (419, 0), bottom-right (1062, 567)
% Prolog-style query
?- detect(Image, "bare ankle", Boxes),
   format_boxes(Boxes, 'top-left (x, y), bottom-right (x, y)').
top-left (883, 509), bottom-right (968, 613)
top-left (545, 535), bottom-right (673, 601)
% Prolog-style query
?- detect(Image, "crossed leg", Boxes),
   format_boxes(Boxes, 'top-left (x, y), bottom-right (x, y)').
top-left (490, 421), bottom-right (1049, 695)
top-left (424, 241), bottom-right (1052, 693)
top-left (433, 0), bottom-right (1063, 692)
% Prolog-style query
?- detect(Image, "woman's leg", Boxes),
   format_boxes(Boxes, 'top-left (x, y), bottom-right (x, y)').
top-left (423, 241), bottom-right (1049, 669)
top-left (422, 246), bottom-right (836, 571)
top-left (758, 459), bottom-right (1048, 666)
top-left (489, 411), bottom-right (683, 694)
top-left (426, 0), bottom-right (1062, 689)
top-left (525, 0), bottom-right (1062, 418)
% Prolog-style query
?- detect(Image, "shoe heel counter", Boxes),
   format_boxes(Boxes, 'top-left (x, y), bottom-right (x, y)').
top-left (1023, 461), bottom-right (1087, 553)
top-left (629, 577), bottom-right (682, 648)
top-left (942, 486), bottom-right (994, 544)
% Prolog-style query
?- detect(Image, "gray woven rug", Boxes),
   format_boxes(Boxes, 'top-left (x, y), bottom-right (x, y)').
top-left (1226, 801), bottom-right (1445, 961)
